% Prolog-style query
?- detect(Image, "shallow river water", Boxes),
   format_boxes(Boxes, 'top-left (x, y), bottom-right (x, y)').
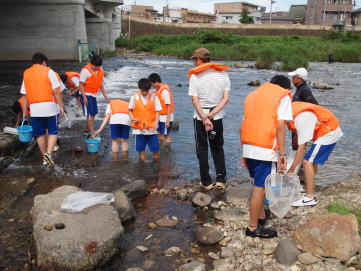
top-left (0, 57), bottom-right (360, 270)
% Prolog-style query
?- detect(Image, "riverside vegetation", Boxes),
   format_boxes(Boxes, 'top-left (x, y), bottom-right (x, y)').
top-left (115, 29), bottom-right (361, 70)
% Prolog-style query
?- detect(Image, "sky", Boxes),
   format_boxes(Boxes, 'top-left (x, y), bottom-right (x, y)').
top-left (123, 0), bottom-right (308, 13)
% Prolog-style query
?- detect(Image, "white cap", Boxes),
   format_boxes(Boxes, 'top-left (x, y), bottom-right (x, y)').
top-left (288, 68), bottom-right (308, 80)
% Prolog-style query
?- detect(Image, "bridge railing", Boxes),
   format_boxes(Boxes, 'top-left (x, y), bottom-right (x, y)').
top-left (77, 40), bottom-right (99, 62)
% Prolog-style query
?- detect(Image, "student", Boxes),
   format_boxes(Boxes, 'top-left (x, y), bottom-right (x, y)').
top-left (148, 73), bottom-right (174, 145)
top-left (241, 75), bottom-right (292, 238)
top-left (287, 102), bottom-right (343, 207)
top-left (128, 78), bottom-right (162, 161)
top-left (12, 96), bottom-right (30, 127)
top-left (60, 71), bottom-right (82, 116)
top-left (20, 53), bottom-right (64, 168)
top-left (95, 98), bottom-right (131, 157)
top-left (79, 55), bottom-right (110, 133)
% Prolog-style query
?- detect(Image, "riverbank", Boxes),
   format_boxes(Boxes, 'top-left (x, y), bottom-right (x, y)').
top-left (115, 30), bottom-right (361, 70)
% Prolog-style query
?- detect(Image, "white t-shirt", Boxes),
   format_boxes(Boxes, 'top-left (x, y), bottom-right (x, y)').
top-left (56, 79), bottom-right (66, 114)
top-left (242, 96), bottom-right (293, 162)
top-left (128, 93), bottom-right (162, 135)
top-left (71, 76), bottom-right (80, 88)
top-left (20, 69), bottom-right (60, 117)
top-left (294, 111), bottom-right (343, 145)
top-left (105, 104), bottom-right (131, 126)
top-left (188, 69), bottom-right (231, 120)
top-left (158, 89), bottom-right (174, 122)
top-left (80, 67), bottom-right (103, 97)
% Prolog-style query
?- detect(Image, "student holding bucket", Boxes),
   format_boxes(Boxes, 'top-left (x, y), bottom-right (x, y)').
top-left (12, 96), bottom-right (30, 127)
top-left (20, 53), bottom-right (64, 168)
top-left (95, 98), bottom-right (131, 157)
top-left (128, 78), bottom-right (162, 161)
top-left (287, 102), bottom-right (343, 207)
top-left (241, 75), bottom-right (292, 238)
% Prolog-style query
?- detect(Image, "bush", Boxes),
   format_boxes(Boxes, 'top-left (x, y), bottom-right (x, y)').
top-left (279, 55), bottom-right (309, 71)
top-left (255, 48), bottom-right (275, 69)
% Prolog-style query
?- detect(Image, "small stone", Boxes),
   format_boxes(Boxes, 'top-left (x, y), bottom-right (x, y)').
top-left (148, 222), bottom-right (157, 229)
top-left (136, 246), bottom-right (149, 252)
top-left (247, 80), bottom-right (261, 86)
top-left (298, 252), bottom-right (320, 265)
top-left (221, 247), bottom-right (235, 259)
top-left (156, 216), bottom-right (178, 227)
top-left (262, 242), bottom-right (277, 255)
top-left (219, 237), bottom-right (232, 247)
top-left (8, 218), bottom-right (15, 222)
top-left (177, 83), bottom-right (183, 87)
top-left (126, 268), bottom-right (144, 271)
top-left (210, 202), bottom-right (220, 209)
top-left (164, 246), bottom-right (181, 256)
top-left (144, 234), bottom-right (153, 241)
top-left (192, 192), bottom-right (211, 207)
top-left (143, 260), bottom-right (155, 269)
top-left (191, 247), bottom-right (200, 254)
top-left (274, 238), bottom-right (300, 266)
top-left (197, 257), bottom-right (206, 263)
top-left (208, 252), bottom-right (220, 260)
top-left (55, 223), bottom-right (65, 230)
top-left (27, 177), bottom-right (36, 184)
top-left (213, 258), bottom-right (234, 271)
top-left (44, 225), bottom-right (53, 231)
top-left (24, 263), bottom-right (30, 271)
top-left (177, 189), bottom-right (188, 200)
top-left (179, 261), bottom-right (206, 271)
top-left (196, 227), bottom-right (224, 245)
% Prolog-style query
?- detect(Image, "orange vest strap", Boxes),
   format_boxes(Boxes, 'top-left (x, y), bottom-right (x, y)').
top-left (65, 71), bottom-right (80, 89)
top-left (81, 64), bottom-right (104, 94)
top-left (110, 99), bottom-right (129, 115)
top-left (156, 83), bottom-right (174, 115)
top-left (188, 62), bottom-right (229, 79)
top-left (131, 92), bottom-right (156, 130)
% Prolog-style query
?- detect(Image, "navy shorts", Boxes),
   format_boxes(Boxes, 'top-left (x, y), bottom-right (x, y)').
top-left (135, 134), bottom-right (160, 152)
top-left (110, 124), bottom-right (130, 140)
top-left (72, 91), bottom-right (80, 98)
top-left (246, 158), bottom-right (277, 188)
top-left (157, 121), bottom-right (172, 135)
top-left (304, 143), bottom-right (336, 165)
top-left (80, 95), bottom-right (98, 116)
top-left (31, 115), bottom-right (58, 137)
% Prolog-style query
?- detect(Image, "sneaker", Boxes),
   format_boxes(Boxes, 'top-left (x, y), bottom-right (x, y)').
top-left (199, 182), bottom-right (214, 190)
top-left (300, 186), bottom-right (306, 193)
top-left (42, 153), bottom-right (55, 168)
top-left (215, 182), bottom-right (226, 188)
top-left (53, 145), bottom-right (59, 152)
top-left (292, 195), bottom-right (318, 207)
top-left (245, 225), bottom-right (277, 238)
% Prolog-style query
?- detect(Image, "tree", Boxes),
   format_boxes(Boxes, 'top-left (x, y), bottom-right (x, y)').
top-left (240, 8), bottom-right (254, 24)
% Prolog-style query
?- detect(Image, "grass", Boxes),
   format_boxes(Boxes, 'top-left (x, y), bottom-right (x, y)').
top-left (326, 202), bottom-right (361, 226)
top-left (115, 29), bottom-right (361, 70)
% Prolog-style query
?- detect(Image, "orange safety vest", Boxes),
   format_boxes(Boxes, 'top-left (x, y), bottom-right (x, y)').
top-left (155, 83), bottom-right (174, 115)
top-left (65, 71), bottom-right (80, 89)
top-left (188, 62), bottom-right (229, 79)
top-left (241, 82), bottom-right (292, 150)
top-left (110, 99), bottom-right (129, 115)
top-left (81, 64), bottom-right (104, 94)
top-left (131, 93), bottom-right (156, 130)
top-left (23, 64), bottom-right (54, 105)
top-left (18, 96), bottom-right (30, 115)
top-left (288, 102), bottom-right (339, 141)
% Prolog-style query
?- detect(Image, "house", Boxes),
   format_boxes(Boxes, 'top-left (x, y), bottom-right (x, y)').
top-left (351, 8), bottom-right (361, 26)
top-left (214, 1), bottom-right (265, 24)
top-left (165, 8), bottom-right (216, 23)
top-left (260, 11), bottom-right (293, 24)
top-left (128, 5), bottom-right (158, 20)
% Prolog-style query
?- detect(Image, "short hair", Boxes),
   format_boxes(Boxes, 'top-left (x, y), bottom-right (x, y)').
top-left (12, 101), bottom-right (21, 113)
top-left (90, 55), bottom-right (103, 67)
top-left (270, 75), bottom-right (291, 89)
top-left (201, 53), bottom-right (211, 63)
top-left (138, 78), bottom-right (151, 91)
top-left (148, 73), bottom-right (162, 83)
top-left (32, 53), bottom-right (48, 65)
top-left (60, 74), bottom-right (67, 84)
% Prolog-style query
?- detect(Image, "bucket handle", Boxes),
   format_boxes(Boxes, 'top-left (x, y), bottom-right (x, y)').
top-left (20, 119), bottom-right (30, 133)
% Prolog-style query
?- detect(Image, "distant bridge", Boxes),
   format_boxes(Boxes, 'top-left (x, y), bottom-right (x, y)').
top-left (0, 0), bottom-right (123, 61)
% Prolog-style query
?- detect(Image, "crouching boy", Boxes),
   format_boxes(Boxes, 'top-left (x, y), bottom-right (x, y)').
top-left (128, 78), bottom-right (162, 161)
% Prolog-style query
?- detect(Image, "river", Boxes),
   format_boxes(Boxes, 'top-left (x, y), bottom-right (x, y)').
top-left (0, 57), bottom-right (360, 270)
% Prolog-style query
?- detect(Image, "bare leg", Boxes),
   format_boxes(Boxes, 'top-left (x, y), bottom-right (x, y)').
top-left (47, 134), bottom-right (58, 155)
top-left (76, 97), bottom-right (82, 111)
top-left (121, 138), bottom-right (128, 152)
top-left (303, 160), bottom-right (316, 197)
top-left (36, 135), bottom-right (47, 155)
top-left (112, 139), bottom-right (120, 153)
top-left (87, 116), bottom-right (95, 132)
top-left (164, 134), bottom-right (172, 145)
top-left (153, 151), bottom-right (160, 160)
top-left (158, 132), bottom-right (164, 144)
top-left (139, 151), bottom-right (146, 161)
top-left (248, 186), bottom-right (265, 230)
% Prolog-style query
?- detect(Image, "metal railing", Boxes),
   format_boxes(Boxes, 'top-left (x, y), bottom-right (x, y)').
top-left (77, 40), bottom-right (99, 62)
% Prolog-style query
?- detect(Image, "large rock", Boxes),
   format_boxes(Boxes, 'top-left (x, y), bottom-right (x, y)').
top-left (274, 237), bottom-right (300, 266)
top-left (31, 185), bottom-right (123, 270)
top-left (293, 213), bottom-right (361, 261)
top-left (119, 180), bottom-right (148, 200)
top-left (225, 186), bottom-right (252, 205)
top-left (213, 258), bottom-right (234, 271)
top-left (196, 226), bottom-right (224, 245)
top-left (192, 192), bottom-right (211, 207)
top-left (214, 206), bottom-right (244, 222)
top-left (311, 81), bottom-right (334, 90)
top-left (0, 132), bottom-right (24, 155)
top-left (156, 216), bottom-right (178, 227)
top-left (247, 80), bottom-right (260, 86)
top-left (113, 190), bottom-right (136, 222)
top-left (179, 261), bottom-right (206, 271)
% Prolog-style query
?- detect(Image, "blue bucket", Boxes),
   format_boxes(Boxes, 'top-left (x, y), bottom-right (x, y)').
top-left (85, 134), bottom-right (101, 153)
top-left (17, 119), bottom-right (33, 143)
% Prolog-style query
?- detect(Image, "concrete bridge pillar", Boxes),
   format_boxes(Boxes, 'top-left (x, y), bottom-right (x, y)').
top-left (0, 0), bottom-right (87, 61)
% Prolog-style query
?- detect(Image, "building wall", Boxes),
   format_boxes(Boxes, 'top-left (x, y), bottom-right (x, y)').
top-left (217, 13), bottom-right (241, 24)
top-left (215, 2), bottom-right (259, 13)
top-left (306, 0), bottom-right (352, 25)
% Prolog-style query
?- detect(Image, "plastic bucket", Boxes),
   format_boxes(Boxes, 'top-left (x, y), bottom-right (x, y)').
top-left (17, 119), bottom-right (33, 143)
top-left (85, 134), bottom-right (101, 153)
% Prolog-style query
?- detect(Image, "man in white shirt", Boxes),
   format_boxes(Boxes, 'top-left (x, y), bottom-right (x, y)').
top-left (287, 102), bottom-right (343, 207)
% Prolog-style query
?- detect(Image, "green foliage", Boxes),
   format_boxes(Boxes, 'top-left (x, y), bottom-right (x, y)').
top-left (327, 202), bottom-right (361, 225)
top-left (240, 8), bottom-right (254, 24)
top-left (255, 48), bottom-right (275, 69)
top-left (279, 54), bottom-right (309, 71)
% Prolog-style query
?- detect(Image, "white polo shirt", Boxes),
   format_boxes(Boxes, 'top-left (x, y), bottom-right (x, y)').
top-left (105, 104), bottom-right (131, 126)
top-left (79, 67), bottom-right (103, 97)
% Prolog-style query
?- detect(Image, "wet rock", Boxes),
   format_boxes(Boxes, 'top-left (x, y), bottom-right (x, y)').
top-left (293, 213), bottom-right (360, 261)
top-left (274, 237), bottom-right (300, 266)
top-left (176, 189), bottom-right (188, 200)
top-left (171, 120), bottom-right (180, 131)
top-left (119, 180), bottom-right (148, 200)
top-left (247, 80), bottom-right (260, 86)
top-left (43, 225), bottom-right (53, 231)
top-left (126, 268), bottom-right (144, 271)
top-left (0, 132), bottom-right (23, 156)
top-left (177, 83), bottom-right (183, 87)
top-left (213, 258), bottom-right (234, 271)
top-left (192, 192), bottom-right (211, 207)
top-left (55, 223), bottom-right (65, 230)
top-left (148, 222), bottom-right (157, 229)
top-left (210, 202), bottom-right (220, 209)
top-left (234, 63), bottom-right (248, 68)
top-left (196, 226), bottom-right (224, 245)
top-left (179, 261), bottom-right (206, 271)
top-left (156, 216), bottom-right (178, 227)
top-left (164, 246), bottom-right (181, 256)
top-left (225, 186), bottom-right (252, 205)
top-left (298, 252), bottom-right (320, 265)
top-left (208, 252), bottom-right (220, 260)
top-left (221, 247), bottom-right (235, 259)
top-left (219, 236), bottom-right (232, 247)
top-left (214, 206), bottom-right (244, 222)
top-left (311, 81), bottom-right (334, 90)
top-left (143, 260), bottom-right (155, 269)
top-left (136, 246), bottom-right (149, 252)
top-left (113, 190), bottom-right (136, 222)
top-left (31, 185), bottom-right (123, 271)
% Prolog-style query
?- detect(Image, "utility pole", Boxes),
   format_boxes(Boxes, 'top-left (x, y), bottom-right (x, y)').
top-left (270, 0), bottom-right (275, 24)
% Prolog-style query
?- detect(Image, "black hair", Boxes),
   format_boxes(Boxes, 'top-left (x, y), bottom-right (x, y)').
top-left (148, 73), bottom-right (162, 83)
top-left (60, 74), bottom-right (67, 84)
top-left (90, 55), bottom-right (103, 67)
top-left (32, 53), bottom-right (48, 65)
top-left (138, 78), bottom-right (151, 91)
top-left (12, 101), bottom-right (21, 113)
top-left (270, 75), bottom-right (291, 89)
top-left (201, 53), bottom-right (211, 63)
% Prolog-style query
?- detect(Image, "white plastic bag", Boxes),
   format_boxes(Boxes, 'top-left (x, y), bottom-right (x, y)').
top-left (61, 191), bottom-right (114, 213)
top-left (265, 173), bottom-right (301, 218)
top-left (58, 113), bottom-right (72, 129)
